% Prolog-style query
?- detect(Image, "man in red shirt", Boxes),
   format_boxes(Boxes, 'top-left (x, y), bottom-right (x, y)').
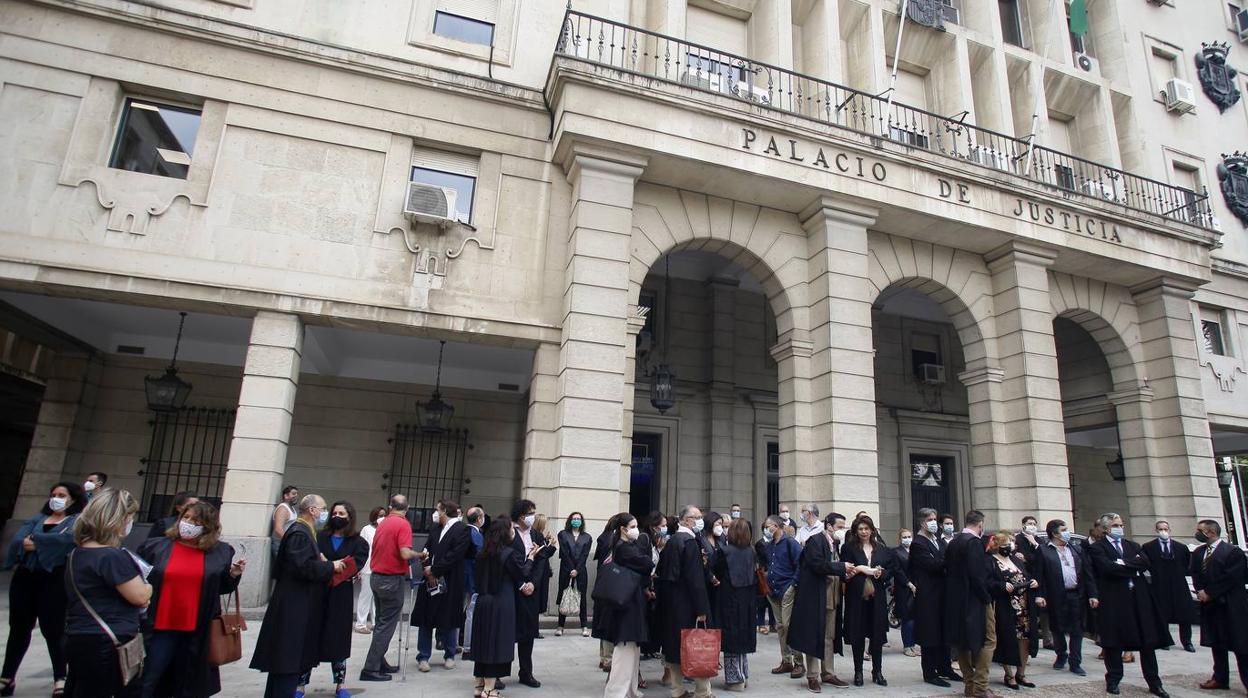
top-left (361, 495), bottom-right (417, 681)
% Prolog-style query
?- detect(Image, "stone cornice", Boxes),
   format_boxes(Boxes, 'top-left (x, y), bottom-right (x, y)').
top-left (957, 366), bottom-right (1006, 386)
top-left (798, 195), bottom-right (880, 232)
top-left (769, 337), bottom-right (814, 361)
top-left (1107, 384), bottom-right (1156, 406)
top-left (984, 240), bottom-right (1061, 270)
top-left (1128, 276), bottom-right (1202, 299)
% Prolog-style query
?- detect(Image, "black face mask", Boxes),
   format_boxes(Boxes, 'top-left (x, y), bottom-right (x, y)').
top-left (1195, 531), bottom-right (1209, 543)
top-left (329, 516), bottom-right (350, 530)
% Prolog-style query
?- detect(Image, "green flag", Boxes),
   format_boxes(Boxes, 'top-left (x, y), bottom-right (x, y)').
top-left (1068, 0), bottom-right (1089, 36)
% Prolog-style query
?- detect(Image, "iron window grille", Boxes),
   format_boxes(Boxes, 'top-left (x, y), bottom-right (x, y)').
top-left (385, 424), bottom-right (471, 533)
top-left (138, 407), bottom-right (235, 522)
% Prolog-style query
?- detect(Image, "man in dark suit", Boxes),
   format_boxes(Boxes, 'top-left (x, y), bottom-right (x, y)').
top-left (1192, 519), bottom-right (1248, 690)
top-left (1087, 513), bottom-right (1170, 698)
top-left (509, 499), bottom-right (554, 688)
top-left (1142, 520), bottom-right (1196, 652)
top-left (657, 504), bottom-right (712, 698)
top-left (944, 510), bottom-right (1001, 698)
top-left (1033, 519), bottom-right (1098, 676)
top-left (411, 500), bottom-right (474, 671)
top-left (909, 507), bottom-right (961, 687)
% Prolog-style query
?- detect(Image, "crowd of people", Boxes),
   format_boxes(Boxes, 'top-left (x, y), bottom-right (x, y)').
top-left (5, 480), bottom-right (1248, 698)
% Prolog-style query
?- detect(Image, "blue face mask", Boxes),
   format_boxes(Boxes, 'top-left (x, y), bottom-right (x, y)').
top-left (317, 510), bottom-right (329, 527)
top-left (1060, 530), bottom-right (1073, 543)
top-left (1109, 527), bottom-right (1125, 540)
top-left (571, 519), bottom-right (582, 529)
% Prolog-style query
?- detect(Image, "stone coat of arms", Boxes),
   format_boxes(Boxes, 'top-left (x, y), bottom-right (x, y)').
top-left (904, 0), bottom-right (947, 31)
top-left (1218, 152), bottom-right (1248, 226)
top-left (1196, 42), bottom-right (1242, 113)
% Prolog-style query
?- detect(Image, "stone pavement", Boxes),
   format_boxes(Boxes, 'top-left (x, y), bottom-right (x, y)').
top-left (0, 571), bottom-right (1214, 697)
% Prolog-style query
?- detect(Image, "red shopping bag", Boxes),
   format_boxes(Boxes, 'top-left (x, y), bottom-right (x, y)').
top-left (680, 623), bottom-right (722, 679)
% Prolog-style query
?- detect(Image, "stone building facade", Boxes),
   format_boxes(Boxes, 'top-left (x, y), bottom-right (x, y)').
top-left (2, 0), bottom-right (1248, 604)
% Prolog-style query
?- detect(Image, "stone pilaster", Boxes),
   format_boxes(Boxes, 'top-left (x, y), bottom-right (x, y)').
top-left (770, 336), bottom-right (813, 511)
top-left (982, 241), bottom-right (1071, 525)
top-left (219, 311), bottom-right (302, 607)
top-left (1129, 278), bottom-right (1222, 525)
top-left (801, 196), bottom-right (880, 519)
top-left (1107, 384), bottom-right (1161, 534)
top-left (709, 276), bottom-right (738, 512)
top-left (620, 311), bottom-right (647, 512)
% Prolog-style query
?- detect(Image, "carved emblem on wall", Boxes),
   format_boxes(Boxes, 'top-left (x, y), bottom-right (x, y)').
top-left (1217, 152), bottom-right (1248, 225)
top-left (903, 0), bottom-right (948, 31)
top-left (1196, 42), bottom-right (1242, 113)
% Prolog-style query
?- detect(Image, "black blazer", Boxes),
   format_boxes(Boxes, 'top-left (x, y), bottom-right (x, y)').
top-left (1191, 541), bottom-right (1248, 653)
top-left (908, 534), bottom-right (947, 648)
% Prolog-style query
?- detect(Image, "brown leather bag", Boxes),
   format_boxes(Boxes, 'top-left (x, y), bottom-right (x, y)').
top-left (755, 567), bottom-right (770, 597)
top-left (207, 591), bottom-right (247, 666)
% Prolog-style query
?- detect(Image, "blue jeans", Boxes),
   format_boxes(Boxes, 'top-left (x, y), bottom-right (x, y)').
top-left (901, 619), bottom-right (916, 648)
top-left (142, 630), bottom-right (192, 698)
top-left (416, 627), bottom-right (459, 662)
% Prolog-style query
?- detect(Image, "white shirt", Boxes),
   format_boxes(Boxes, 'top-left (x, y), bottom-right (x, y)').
top-left (360, 523), bottom-right (377, 572)
top-left (515, 524), bottom-right (535, 555)
top-left (1052, 542), bottom-right (1078, 590)
top-left (796, 523), bottom-right (822, 545)
top-left (677, 525), bottom-right (695, 537)
top-left (439, 517), bottom-right (461, 542)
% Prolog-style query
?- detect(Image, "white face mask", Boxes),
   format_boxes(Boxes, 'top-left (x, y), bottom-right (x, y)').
top-left (83, 481), bottom-right (97, 492)
top-left (179, 521), bottom-right (204, 540)
top-left (712, 524), bottom-right (724, 537)
top-left (692, 518), bottom-right (705, 533)
top-left (1158, 531), bottom-right (1170, 541)
top-left (48, 496), bottom-right (68, 512)
top-left (431, 511), bottom-right (441, 524)
top-left (901, 537), bottom-right (913, 547)
top-left (943, 524), bottom-right (955, 534)
top-left (779, 512), bottom-right (790, 522)
top-left (625, 526), bottom-right (640, 541)
top-left (1024, 525), bottom-right (1037, 535)
top-left (731, 511), bottom-right (741, 519)
top-left (523, 514), bottom-right (536, 528)
top-left (925, 520), bottom-right (938, 534)
top-left (833, 529), bottom-right (846, 542)
top-left (376, 517), bottom-right (385, 527)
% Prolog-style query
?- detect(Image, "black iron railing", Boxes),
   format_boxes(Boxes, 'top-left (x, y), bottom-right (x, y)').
top-left (554, 10), bottom-right (1214, 230)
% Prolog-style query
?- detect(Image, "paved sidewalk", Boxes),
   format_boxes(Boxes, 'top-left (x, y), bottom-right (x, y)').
top-left (0, 571), bottom-right (1214, 697)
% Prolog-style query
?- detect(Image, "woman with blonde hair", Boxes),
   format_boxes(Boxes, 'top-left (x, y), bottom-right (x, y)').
top-left (987, 530), bottom-right (1039, 690)
top-left (64, 488), bottom-right (152, 697)
top-left (138, 501), bottom-right (244, 697)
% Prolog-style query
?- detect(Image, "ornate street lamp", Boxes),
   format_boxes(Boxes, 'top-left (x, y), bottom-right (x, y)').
top-left (145, 311), bottom-right (192, 412)
top-left (650, 256), bottom-right (676, 414)
top-left (416, 340), bottom-right (455, 433)
top-left (1105, 452), bottom-right (1126, 482)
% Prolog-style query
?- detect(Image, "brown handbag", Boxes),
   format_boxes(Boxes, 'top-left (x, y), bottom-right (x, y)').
top-left (207, 590), bottom-right (247, 666)
top-left (755, 567), bottom-right (770, 596)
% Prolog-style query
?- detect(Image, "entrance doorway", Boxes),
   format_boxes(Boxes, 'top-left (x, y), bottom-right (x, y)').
top-left (909, 452), bottom-right (953, 526)
top-left (630, 432), bottom-right (661, 518)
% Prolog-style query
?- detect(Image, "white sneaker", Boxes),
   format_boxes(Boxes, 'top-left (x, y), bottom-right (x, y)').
top-left (582, 627), bottom-right (591, 637)
top-left (418, 660), bottom-right (431, 673)
top-left (554, 628), bottom-right (563, 637)
top-left (444, 658), bottom-right (455, 670)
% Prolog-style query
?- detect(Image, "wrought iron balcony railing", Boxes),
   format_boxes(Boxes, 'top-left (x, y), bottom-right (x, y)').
top-left (554, 10), bottom-right (1215, 231)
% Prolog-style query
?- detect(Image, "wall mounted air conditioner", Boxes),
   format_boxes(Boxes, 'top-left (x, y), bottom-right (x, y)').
top-left (1238, 9), bottom-right (1248, 42)
top-left (1081, 179), bottom-right (1118, 201)
top-left (403, 182), bottom-right (458, 227)
top-left (918, 363), bottom-right (946, 385)
top-left (968, 144), bottom-right (1012, 172)
top-left (682, 70), bottom-right (772, 105)
top-left (1073, 51), bottom-right (1099, 74)
top-left (1163, 78), bottom-right (1197, 114)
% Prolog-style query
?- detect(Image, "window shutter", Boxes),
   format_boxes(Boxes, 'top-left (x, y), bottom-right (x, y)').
top-left (686, 5), bottom-right (749, 56)
top-left (411, 146), bottom-right (479, 178)
top-left (438, 0), bottom-right (497, 23)
top-left (895, 69), bottom-right (929, 111)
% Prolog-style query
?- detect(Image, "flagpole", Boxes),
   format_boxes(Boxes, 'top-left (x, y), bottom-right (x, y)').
top-left (1023, 0), bottom-right (1059, 176)
top-left (884, 0), bottom-right (910, 121)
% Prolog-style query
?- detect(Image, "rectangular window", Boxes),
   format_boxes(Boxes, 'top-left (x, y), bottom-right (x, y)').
top-left (766, 441), bottom-right (779, 517)
top-left (1066, 0), bottom-right (1093, 56)
top-left (109, 98), bottom-right (202, 180)
top-left (638, 290), bottom-right (659, 355)
top-left (685, 4), bottom-right (750, 56)
top-left (1171, 162), bottom-right (1203, 221)
top-left (1000, 0), bottom-right (1025, 47)
top-left (389, 425), bottom-right (469, 533)
top-left (433, 11), bottom-right (495, 46)
top-left (411, 147), bottom-right (479, 224)
top-left (1201, 307), bottom-right (1228, 355)
top-left (1150, 47), bottom-right (1179, 93)
top-left (911, 332), bottom-right (942, 377)
top-left (139, 407), bottom-right (235, 522)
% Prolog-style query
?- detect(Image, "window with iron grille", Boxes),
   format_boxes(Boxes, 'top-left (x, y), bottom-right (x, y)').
top-left (138, 407), bottom-right (235, 522)
top-left (386, 425), bottom-right (471, 533)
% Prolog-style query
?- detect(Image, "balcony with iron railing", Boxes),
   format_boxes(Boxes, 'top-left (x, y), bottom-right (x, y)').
top-left (552, 10), bottom-right (1215, 231)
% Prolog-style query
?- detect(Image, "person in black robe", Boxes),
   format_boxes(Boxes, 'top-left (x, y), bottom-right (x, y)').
top-left (711, 518), bottom-right (760, 691)
top-left (532, 515), bottom-right (555, 624)
top-left (839, 514), bottom-right (894, 687)
top-left (594, 522), bottom-right (617, 672)
top-left (657, 505), bottom-right (711, 697)
top-left (298, 501), bottom-right (369, 698)
top-left (640, 511), bottom-right (667, 660)
top-left (700, 512), bottom-right (727, 628)
top-left (508, 499), bottom-right (554, 688)
top-left (594, 513), bottom-right (656, 698)
top-left (411, 500), bottom-right (474, 671)
top-left (1033, 519), bottom-right (1098, 677)
top-left (1141, 520), bottom-right (1196, 652)
top-left (787, 513), bottom-right (854, 692)
top-left (893, 529), bottom-right (916, 655)
top-left (250, 495), bottom-right (341, 698)
top-left (471, 519), bottom-right (537, 698)
top-left (1013, 516), bottom-right (1043, 659)
top-left (1192, 519), bottom-right (1248, 690)
top-left (944, 510), bottom-right (1002, 698)
top-left (910, 507), bottom-right (960, 686)
top-left (1087, 513), bottom-right (1171, 698)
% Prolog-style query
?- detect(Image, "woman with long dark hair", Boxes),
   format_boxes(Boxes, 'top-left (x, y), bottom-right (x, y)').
top-left (470, 519), bottom-right (538, 698)
top-left (2, 481), bottom-right (86, 696)
top-left (555, 511), bottom-right (592, 636)
top-left (840, 514), bottom-right (894, 686)
top-left (640, 511), bottom-right (666, 661)
top-left (298, 501), bottom-right (368, 698)
top-left (700, 511), bottom-right (727, 627)
top-left (592, 512), bottom-right (655, 698)
top-left (138, 501), bottom-right (244, 698)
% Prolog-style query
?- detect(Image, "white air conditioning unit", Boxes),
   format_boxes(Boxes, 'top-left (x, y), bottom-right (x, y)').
top-left (733, 81), bottom-right (773, 105)
top-left (1238, 9), bottom-right (1248, 42)
top-left (1163, 78), bottom-right (1197, 114)
top-left (918, 363), bottom-right (946, 385)
top-left (682, 71), bottom-right (772, 105)
top-left (1081, 179), bottom-right (1118, 201)
top-left (968, 144), bottom-right (1013, 172)
top-left (1073, 51), bottom-right (1099, 74)
top-left (403, 182), bottom-right (458, 227)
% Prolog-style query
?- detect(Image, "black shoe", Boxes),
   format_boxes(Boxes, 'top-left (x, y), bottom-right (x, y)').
top-left (924, 676), bottom-right (951, 688)
top-left (853, 671), bottom-right (864, 687)
top-left (1107, 684), bottom-right (1120, 695)
top-left (518, 674), bottom-right (541, 688)
top-left (1053, 655), bottom-right (1067, 670)
top-left (381, 661), bottom-right (400, 674)
top-left (1185, 643), bottom-right (1197, 653)
top-left (941, 670), bottom-right (964, 682)
top-left (1017, 679), bottom-right (1036, 688)
top-left (1070, 666), bottom-right (1087, 677)
top-left (1149, 686), bottom-right (1169, 698)
top-left (359, 670), bottom-right (393, 682)
top-left (872, 672), bottom-right (887, 687)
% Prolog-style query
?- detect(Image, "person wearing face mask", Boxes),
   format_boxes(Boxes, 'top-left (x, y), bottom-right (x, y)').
top-left (944, 510), bottom-right (999, 698)
top-left (411, 501), bottom-right (473, 673)
top-left (145, 492), bottom-right (199, 541)
top-left (361, 495), bottom-right (419, 681)
top-left (595, 519), bottom-right (619, 673)
top-left (251, 495), bottom-right (343, 698)
top-left (699, 512), bottom-right (728, 628)
top-left (731, 504), bottom-right (743, 521)
top-left (894, 528), bottom-right (918, 657)
top-left (796, 504), bottom-right (823, 546)
top-left (1033, 519), bottom-right (1097, 678)
top-left (1141, 520), bottom-right (1196, 653)
top-left (986, 531), bottom-right (1038, 690)
top-left (939, 514), bottom-right (957, 544)
top-left (641, 512), bottom-right (668, 661)
top-left (297, 502), bottom-right (368, 698)
top-left (840, 515), bottom-right (895, 687)
top-left (778, 505), bottom-right (794, 537)
top-left (470, 519), bottom-right (539, 698)
top-left (83, 472), bottom-right (108, 501)
top-left (656, 505), bottom-right (713, 698)
top-left (509, 499), bottom-right (553, 688)
top-left (709, 518), bottom-right (760, 692)
top-left (62, 488), bottom-right (151, 697)
top-left (1012, 517), bottom-right (1043, 661)
top-left (1087, 513), bottom-right (1171, 698)
top-left (2, 481), bottom-right (85, 697)
top-left (354, 506), bottom-right (388, 633)
top-left (594, 513), bottom-right (657, 698)
top-left (909, 508), bottom-right (961, 687)
top-left (1191, 519), bottom-right (1248, 691)
top-left (762, 511), bottom-right (804, 679)
top-left (556, 511), bottom-right (592, 637)
top-left (787, 513), bottom-right (856, 692)
top-left (137, 501), bottom-right (244, 698)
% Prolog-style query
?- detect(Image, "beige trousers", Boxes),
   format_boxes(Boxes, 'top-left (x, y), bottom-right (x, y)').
top-left (603, 642), bottom-right (642, 698)
top-left (666, 662), bottom-right (712, 698)
top-left (956, 603), bottom-right (997, 695)
top-left (767, 585), bottom-right (797, 665)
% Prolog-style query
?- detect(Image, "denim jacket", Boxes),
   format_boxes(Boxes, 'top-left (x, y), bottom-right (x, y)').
top-left (3, 512), bottom-right (78, 572)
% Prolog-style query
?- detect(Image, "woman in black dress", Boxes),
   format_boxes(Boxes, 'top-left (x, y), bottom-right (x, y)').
top-left (556, 511), bottom-right (593, 637)
top-left (593, 512), bottom-right (656, 698)
top-left (298, 502), bottom-right (368, 698)
top-left (893, 528), bottom-right (917, 656)
top-left (712, 518), bottom-right (758, 692)
top-left (640, 511), bottom-right (667, 660)
top-left (471, 519), bottom-right (538, 698)
top-left (988, 531), bottom-right (1039, 690)
top-left (840, 514), bottom-right (895, 686)
top-left (700, 511), bottom-right (727, 627)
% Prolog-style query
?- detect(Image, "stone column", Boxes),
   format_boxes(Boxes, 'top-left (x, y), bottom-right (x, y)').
top-left (770, 335), bottom-right (813, 512)
top-left (801, 197), bottom-right (880, 519)
top-left (522, 145), bottom-right (645, 528)
top-left (981, 242), bottom-right (1071, 525)
top-left (619, 310), bottom-right (647, 512)
top-left (1129, 278), bottom-right (1222, 525)
top-left (709, 276), bottom-right (738, 512)
top-left (1108, 384), bottom-right (1161, 534)
top-left (219, 311), bottom-right (302, 607)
